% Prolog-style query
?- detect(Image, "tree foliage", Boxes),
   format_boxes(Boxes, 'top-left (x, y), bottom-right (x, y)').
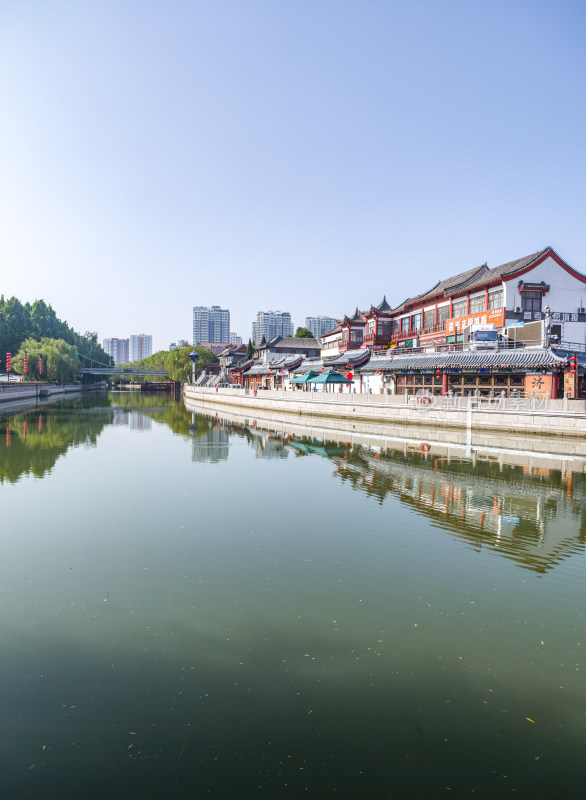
top-left (246, 339), bottom-right (254, 359)
top-left (0, 295), bottom-right (112, 370)
top-left (113, 346), bottom-right (218, 383)
top-left (295, 327), bottom-right (314, 338)
top-left (12, 338), bottom-right (80, 383)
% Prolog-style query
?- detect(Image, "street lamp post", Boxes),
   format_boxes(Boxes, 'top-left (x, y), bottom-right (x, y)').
top-left (544, 305), bottom-right (551, 349)
top-left (189, 349), bottom-right (199, 384)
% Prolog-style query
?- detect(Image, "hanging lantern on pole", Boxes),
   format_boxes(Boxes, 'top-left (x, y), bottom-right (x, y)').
top-left (6, 352), bottom-right (11, 372)
top-left (570, 355), bottom-right (577, 375)
top-left (23, 355), bottom-right (28, 374)
top-left (39, 357), bottom-right (43, 375)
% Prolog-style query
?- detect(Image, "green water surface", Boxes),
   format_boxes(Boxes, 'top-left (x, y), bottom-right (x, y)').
top-left (0, 392), bottom-right (585, 799)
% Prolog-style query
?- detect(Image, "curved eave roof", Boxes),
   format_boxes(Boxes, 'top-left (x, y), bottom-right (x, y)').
top-left (292, 359), bottom-right (325, 374)
top-left (325, 349), bottom-right (371, 367)
top-left (358, 348), bottom-right (567, 372)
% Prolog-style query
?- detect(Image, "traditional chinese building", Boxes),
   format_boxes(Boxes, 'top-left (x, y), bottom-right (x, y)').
top-left (338, 309), bottom-right (366, 353)
top-left (374, 247), bottom-right (586, 353)
top-left (357, 348), bottom-right (571, 398)
top-left (362, 296), bottom-right (394, 351)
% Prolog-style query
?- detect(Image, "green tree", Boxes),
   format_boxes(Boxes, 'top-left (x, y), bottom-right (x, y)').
top-left (0, 295), bottom-right (111, 370)
top-left (295, 327), bottom-right (314, 338)
top-left (166, 346), bottom-right (217, 382)
top-left (12, 338), bottom-right (80, 383)
top-left (246, 339), bottom-right (254, 359)
top-left (260, 335), bottom-right (266, 346)
top-left (0, 297), bottom-right (33, 356)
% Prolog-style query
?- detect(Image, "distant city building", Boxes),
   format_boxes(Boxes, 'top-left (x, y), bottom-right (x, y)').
top-left (252, 310), bottom-right (293, 344)
top-left (229, 332), bottom-right (243, 345)
top-left (169, 339), bottom-right (189, 351)
top-left (103, 337), bottom-right (129, 364)
top-left (193, 306), bottom-right (230, 345)
top-left (304, 315), bottom-right (337, 338)
top-left (129, 334), bottom-right (152, 362)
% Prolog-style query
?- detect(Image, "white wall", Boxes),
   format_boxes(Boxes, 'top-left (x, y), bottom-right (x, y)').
top-left (504, 254), bottom-right (586, 347)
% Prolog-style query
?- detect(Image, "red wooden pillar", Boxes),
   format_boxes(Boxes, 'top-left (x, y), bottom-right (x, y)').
top-left (551, 371), bottom-right (558, 400)
top-left (442, 373), bottom-right (448, 396)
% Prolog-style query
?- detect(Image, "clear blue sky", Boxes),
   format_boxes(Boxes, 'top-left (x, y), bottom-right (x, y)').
top-left (1, 0), bottom-right (585, 351)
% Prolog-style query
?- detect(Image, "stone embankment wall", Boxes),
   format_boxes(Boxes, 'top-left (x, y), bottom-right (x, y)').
top-left (0, 384), bottom-right (101, 405)
top-left (183, 386), bottom-right (586, 438)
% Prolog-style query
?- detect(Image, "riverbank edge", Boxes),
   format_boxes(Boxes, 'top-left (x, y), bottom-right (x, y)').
top-left (183, 385), bottom-right (586, 438)
top-left (0, 383), bottom-right (104, 407)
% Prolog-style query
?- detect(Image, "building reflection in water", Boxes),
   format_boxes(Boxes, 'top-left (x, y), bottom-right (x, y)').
top-left (187, 406), bottom-right (585, 575)
top-left (189, 414), bottom-right (229, 462)
top-left (112, 408), bottom-right (152, 430)
top-left (331, 450), bottom-right (585, 575)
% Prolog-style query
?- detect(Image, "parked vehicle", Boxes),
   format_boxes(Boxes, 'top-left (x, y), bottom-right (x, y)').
top-left (463, 324), bottom-right (498, 351)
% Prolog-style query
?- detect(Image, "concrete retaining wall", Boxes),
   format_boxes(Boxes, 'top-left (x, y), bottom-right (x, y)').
top-left (183, 385), bottom-right (586, 438)
top-left (0, 384), bottom-right (102, 405)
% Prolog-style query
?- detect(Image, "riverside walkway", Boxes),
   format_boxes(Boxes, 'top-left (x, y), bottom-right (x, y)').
top-left (183, 385), bottom-right (586, 439)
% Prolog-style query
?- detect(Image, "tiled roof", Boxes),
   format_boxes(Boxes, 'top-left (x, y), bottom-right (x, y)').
top-left (358, 348), bottom-right (567, 372)
top-left (232, 359), bottom-right (254, 372)
top-left (324, 349), bottom-right (371, 367)
top-left (366, 296), bottom-right (393, 315)
top-left (261, 336), bottom-right (320, 350)
top-left (293, 359), bottom-right (325, 374)
top-left (461, 250), bottom-right (548, 293)
top-left (342, 308), bottom-right (365, 325)
top-left (389, 248), bottom-right (564, 313)
top-left (392, 264), bottom-right (487, 313)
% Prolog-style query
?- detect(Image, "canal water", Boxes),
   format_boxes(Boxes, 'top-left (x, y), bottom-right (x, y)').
top-left (0, 392), bottom-right (585, 799)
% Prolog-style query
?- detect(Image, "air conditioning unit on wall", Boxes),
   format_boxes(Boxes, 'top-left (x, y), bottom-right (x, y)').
top-left (514, 306), bottom-right (522, 313)
top-left (578, 307), bottom-right (585, 314)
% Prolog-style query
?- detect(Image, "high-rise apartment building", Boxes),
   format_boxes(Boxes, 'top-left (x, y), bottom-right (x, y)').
top-left (304, 315), bottom-right (338, 338)
top-left (229, 332), bottom-right (243, 345)
top-left (103, 337), bottom-right (130, 364)
top-left (193, 306), bottom-right (230, 345)
top-left (129, 334), bottom-right (152, 362)
top-left (251, 310), bottom-right (293, 344)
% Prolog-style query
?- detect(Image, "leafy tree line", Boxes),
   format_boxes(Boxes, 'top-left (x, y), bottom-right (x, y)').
top-left (113, 346), bottom-right (218, 383)
top-left (0, 296), bottom-right (113, 372)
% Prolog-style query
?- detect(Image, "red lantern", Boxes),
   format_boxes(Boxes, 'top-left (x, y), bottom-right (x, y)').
top-left (6, 352), bottom-right (11, 372)
top-left (23, 355), bottom-right (28, 374)
top-left (39, 357), bottom-right (43, 375)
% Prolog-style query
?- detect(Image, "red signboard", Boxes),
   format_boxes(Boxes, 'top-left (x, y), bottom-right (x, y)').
top-left (446, 307), bottom-right (505, 334)
top-left (419, 332), bottom-right (447, 345)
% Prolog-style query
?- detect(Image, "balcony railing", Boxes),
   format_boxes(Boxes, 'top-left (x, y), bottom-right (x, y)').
top-left (339, 339), bottom-right (364, 352)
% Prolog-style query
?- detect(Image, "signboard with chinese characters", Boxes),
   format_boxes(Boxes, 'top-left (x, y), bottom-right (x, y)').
top-left (419, 332), bottom-right (447, 345)
top-left (446, 307), bottom-right (505, 334)
top-left (518, 310), bottom-right (585, 322)
top-left (564, 371), bottom-right (577, 399)
top-left (524, 373), bottom-right (552, 399)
